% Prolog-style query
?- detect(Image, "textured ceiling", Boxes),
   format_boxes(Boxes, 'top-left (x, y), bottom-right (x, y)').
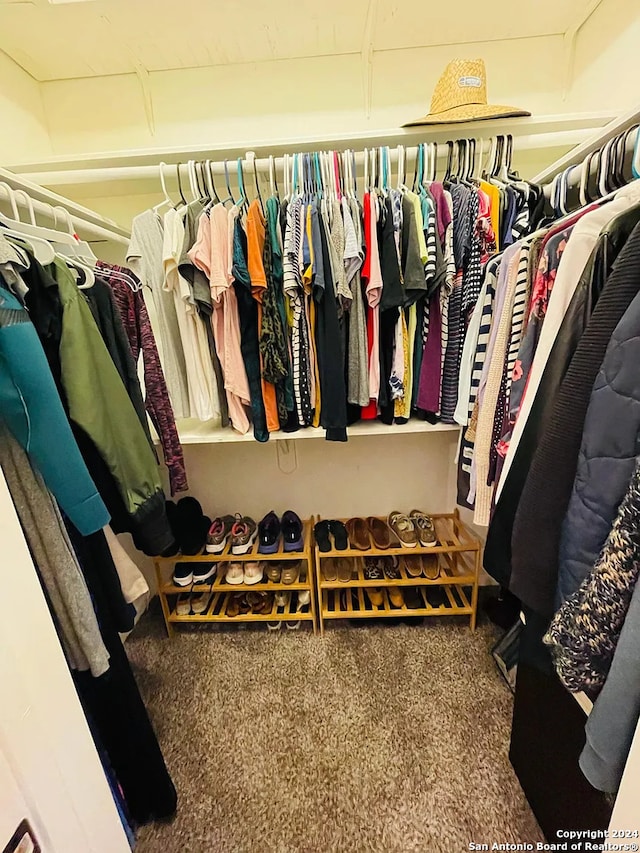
top-left (0, 0), bottom-right (585, 82)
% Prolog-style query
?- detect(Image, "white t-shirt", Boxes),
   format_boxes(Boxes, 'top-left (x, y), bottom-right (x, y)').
top-left (163, 208), bottom-right (221, 424)
top-left (127, 209), bottom-right (190, 418)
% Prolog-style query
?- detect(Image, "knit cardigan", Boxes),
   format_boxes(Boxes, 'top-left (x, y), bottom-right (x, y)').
top-left (544, 453), bottom-right (640, 695)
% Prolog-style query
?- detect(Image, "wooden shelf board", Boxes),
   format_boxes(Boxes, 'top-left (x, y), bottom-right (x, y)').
top-left (158, 417), bottom-right (460, 445)
top-left (321, 607), bottom-right (472, 619)
top-left (316, 543), bottom-right (478, 558)
top-left (163, 579), bottom-right (311, 595)
top-left (169, 612), bottom-right (314, 623)
top-left (318, 575), bottom-right (475, 589)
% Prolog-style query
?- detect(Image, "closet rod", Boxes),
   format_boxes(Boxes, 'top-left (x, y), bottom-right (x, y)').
top-left (13, 129), bottom-right (591, 189)
top-left (0, 166), bottom-right (130, 244)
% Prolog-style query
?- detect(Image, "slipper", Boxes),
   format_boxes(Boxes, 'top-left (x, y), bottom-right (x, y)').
top-left (322, 559), bottom-right (339, 582)
top-left (422, 554), bottom-right (441, 580)
top-left (346, 517), bottom-right (370, 550)
top-left (244, 561), bottom-right (265, 585)
top-left (176, 593), bottom-right (192, 616)
top-left (265, 562), bottom-right (283, 582)
top-left (367, 517), bottom-right (396, 549)
top-left (226, 593), bottom-right (244, 617)
top-left (191, 591), bottom-right (213, 615)
top-left (314, 520), bottom-right (332, 552)
top-left (336, 557), bottom-right (354, 583)
top-left (388, 587), bottom-right (405, 608)
top-left (365, 588), bottom-right (384, 607)
top-left (402, 555), bottom-right (423, 578)
top-left (281, 561), bottom-right (301, 585)
top-left (329, 520), bottom-right (349, 550)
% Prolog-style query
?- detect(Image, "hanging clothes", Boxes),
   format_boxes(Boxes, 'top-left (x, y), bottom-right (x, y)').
top-left (190, 203), bottom-right (251, 434)
top-left (96, 261), bottom-right (188, 496)
top-left (0, 423), bottom-right (110, 677)
top-left (127, 209), bottom-right (191, 418)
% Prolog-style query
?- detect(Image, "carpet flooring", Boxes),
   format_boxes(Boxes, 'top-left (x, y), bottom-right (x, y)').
top-left (127, 607), bottom-right (544, 853)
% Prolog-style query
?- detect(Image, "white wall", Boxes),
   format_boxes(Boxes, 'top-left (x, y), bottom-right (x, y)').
top-left (38, 36), bottom-right (568, 159)
top-left (570, 0), bottom-right (640, 113)
top-left (0, 50), bottom-right (52, 162)
top-left (0, 469), bottom-right (130, 853)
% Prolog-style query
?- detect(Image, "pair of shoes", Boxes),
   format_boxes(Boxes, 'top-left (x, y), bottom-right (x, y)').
top-left (401, 554), bottom-right (440, 579)
top-left (388, 510), bottom-right (437, 548)
top-left (322, 558), bottom-right (354, 582)
top-left (258, 510), bottom-right (304, 553)
top-left (346, 517), bottom-right (398, 550)
top-left (206, 513), bottom-right (257, 555)
top-left (247, 591), bottom-right (274, 614)
top-left (314, 519), bottom-right (348, 552)
top-left (265, 560), bottom-right (302, 584)
top-left (362, 555), bottom-right (399, 581)
top-left (173, 561), bottom-right (216, 586)
top-left (167, 498), bottom-right (212, 555)
top-left (267, 589), bottom-right (310, 630)
top-left (224, 561), bottom-right (264, 585)
top-left (175, 590), bottom-right (213, 616)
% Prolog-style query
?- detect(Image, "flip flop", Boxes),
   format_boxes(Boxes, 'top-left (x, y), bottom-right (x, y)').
top-left (322, 559), bottom-right (339, 582)
top-left (336, 557), bottom-right (354, 582)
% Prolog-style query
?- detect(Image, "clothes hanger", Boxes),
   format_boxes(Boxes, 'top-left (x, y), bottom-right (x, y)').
top-left (0, 183), bottom-right (80, 263)
top-left (175, 163), bottom-right (188, 206)
top-left (268, 155), bottom-right (278, 199)
top-left (194, 162), bottom-right (207, 200)
top-left (53, 204), bottom-right (97, 262)
top-left (364, 147), bottom-right (369, 194)
top-left (0, 185), bottom-right (55, 265)
top-left (153, 162), bottom-right (174, 213)
top-left (222, 159), bottom-right (236, 206)
top-left (186, 161), bottom-right (198, 201)
top-left (443, 141), bottom-right (454, 182)
top-left (205, 160), bottom-right (220, 204)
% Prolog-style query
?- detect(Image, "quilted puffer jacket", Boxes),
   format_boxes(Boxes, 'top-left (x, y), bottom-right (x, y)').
top-left (557, 288), bottom-right (640, 607)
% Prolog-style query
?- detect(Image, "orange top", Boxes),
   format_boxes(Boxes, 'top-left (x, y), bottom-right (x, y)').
top-left (246, 200), bottom-right (279, 432)
top-left (246, 200), bottom-right (267, 302)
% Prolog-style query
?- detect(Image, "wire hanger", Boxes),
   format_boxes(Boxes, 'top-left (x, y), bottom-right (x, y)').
top-left (175, 163), bottom-right (187, 205)
top-left (223, 159), bottom-right (235, 205)
top-left (268, 155), bottom-right (279, 199)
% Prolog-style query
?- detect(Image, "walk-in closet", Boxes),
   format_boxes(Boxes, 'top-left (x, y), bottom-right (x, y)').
top-left (2, 0), bottom-right (640, 850)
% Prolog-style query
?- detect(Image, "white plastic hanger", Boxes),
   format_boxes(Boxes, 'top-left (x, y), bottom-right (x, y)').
top-left (53, 205), bottom-right (97, 262)
top-left (153, 162), bottom-right (174, 213)
top-left (0, 184), bottom-right (56, 264)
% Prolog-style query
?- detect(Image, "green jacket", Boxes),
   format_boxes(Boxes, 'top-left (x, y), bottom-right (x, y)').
top-left (54, 258), bottom-right (174, 555)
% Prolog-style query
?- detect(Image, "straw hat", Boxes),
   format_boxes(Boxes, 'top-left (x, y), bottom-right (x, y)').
top-left (403, 59), bottom-right (530, 127)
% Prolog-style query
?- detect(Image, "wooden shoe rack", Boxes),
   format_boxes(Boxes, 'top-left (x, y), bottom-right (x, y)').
top-left (154, 519), bottom-right (317, 637)
top-left (314, 511), bottom-right (481, 635)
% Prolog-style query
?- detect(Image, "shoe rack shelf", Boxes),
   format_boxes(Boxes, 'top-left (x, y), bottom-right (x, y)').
top-left (314, 511), bottom-right (481, 635)
top-left (154, 519), bottom-right (317, 637)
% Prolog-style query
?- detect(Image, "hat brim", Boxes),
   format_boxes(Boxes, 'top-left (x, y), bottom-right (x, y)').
top-left (402, 103), bottom-right (531, 128)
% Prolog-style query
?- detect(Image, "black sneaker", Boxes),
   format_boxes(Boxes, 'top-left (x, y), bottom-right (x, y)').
top-left (192, 563), bottom-right (216, 584)
top-left (172, 562), bottom-right (193, 587)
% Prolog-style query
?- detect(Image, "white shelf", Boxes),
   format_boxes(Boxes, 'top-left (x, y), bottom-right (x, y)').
top-left (160, 418), bottom-right (460, 446)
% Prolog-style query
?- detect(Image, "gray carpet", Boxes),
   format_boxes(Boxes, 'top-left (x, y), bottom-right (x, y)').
top-left (127, 608), bottom-right (543, 853)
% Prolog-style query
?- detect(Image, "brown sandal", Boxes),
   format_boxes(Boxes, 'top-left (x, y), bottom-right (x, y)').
top-left (367, 517), bottom-right (396, 549)
top-left (226, 592), bottom-right (244, 617)
top-left (346, 517), bottom-right (370, 550)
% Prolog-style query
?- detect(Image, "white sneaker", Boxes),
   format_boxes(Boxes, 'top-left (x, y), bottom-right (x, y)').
top-left (225, 562), bottom-right (245, 585)
top-left (244, 561), bottom-right (264, 585)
